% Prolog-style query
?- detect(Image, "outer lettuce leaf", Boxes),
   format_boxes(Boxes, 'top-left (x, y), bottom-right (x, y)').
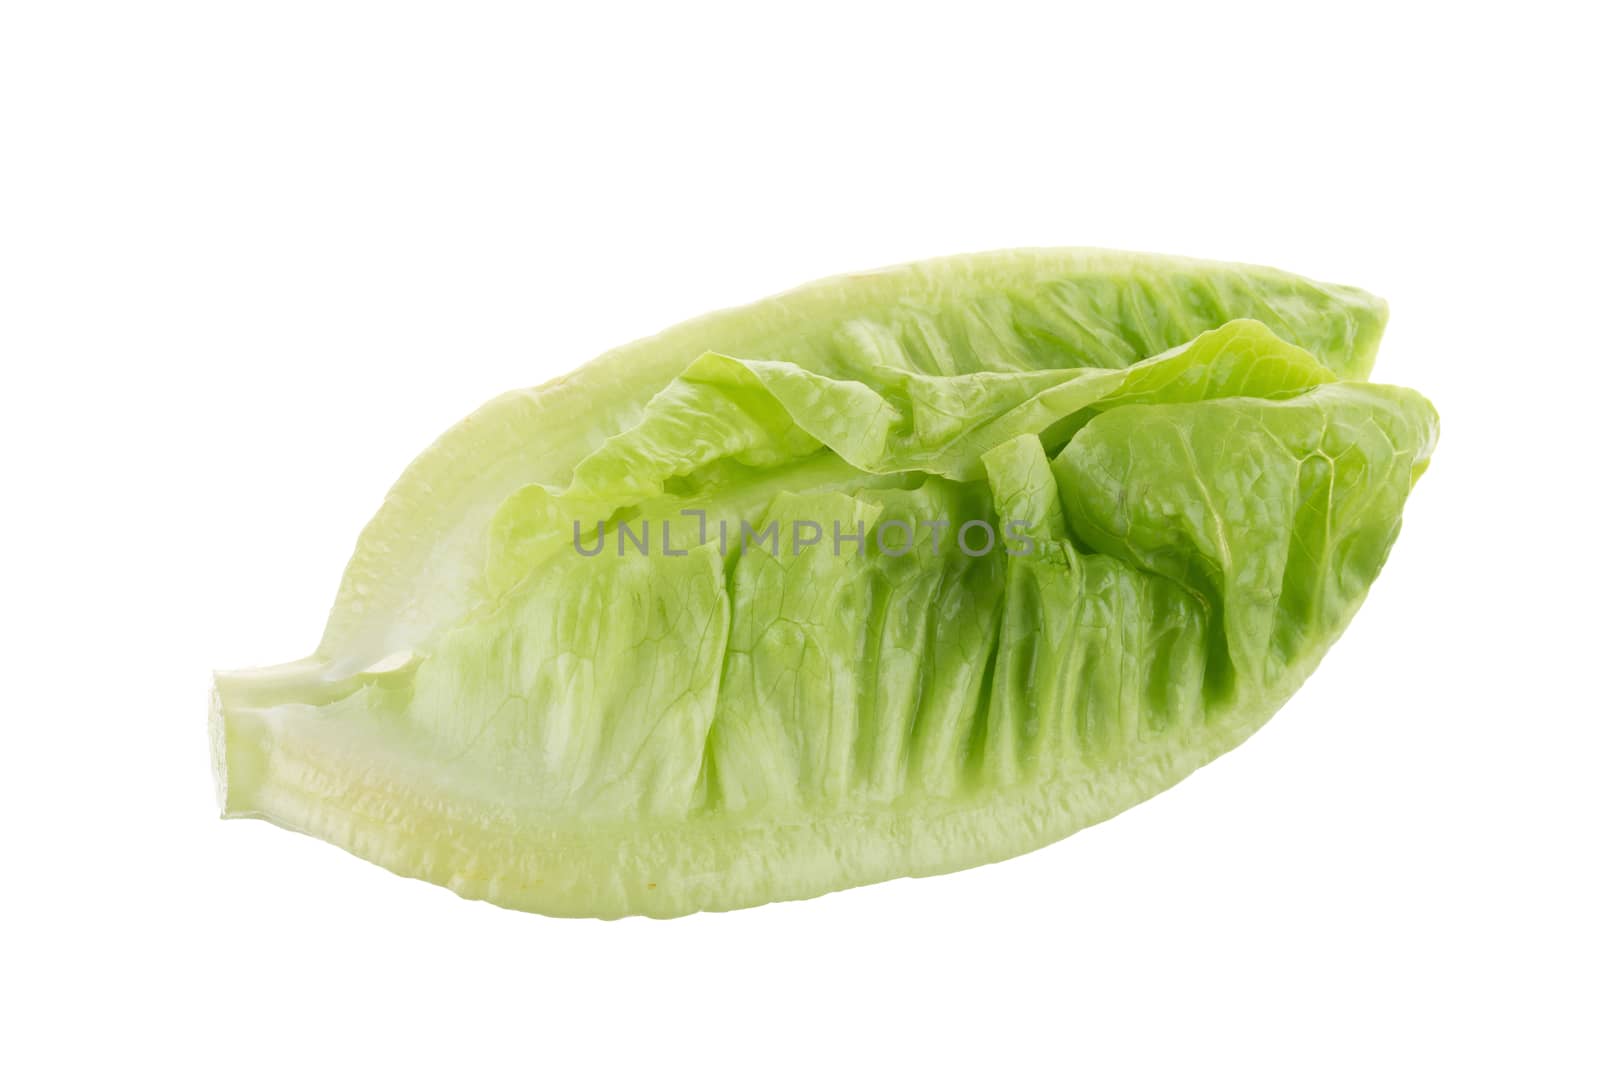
top-left (212, 251), bottom-right (1430, 918)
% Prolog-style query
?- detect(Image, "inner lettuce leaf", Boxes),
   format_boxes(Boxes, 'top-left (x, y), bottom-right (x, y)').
top-left (211, 250), bottom-right (1432, 918)
top-left (485, 318), bottom-right (1338, 590)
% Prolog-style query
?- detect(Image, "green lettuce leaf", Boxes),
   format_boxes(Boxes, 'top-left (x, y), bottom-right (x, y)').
top-left (212, 250), bottom-right (1430, 918)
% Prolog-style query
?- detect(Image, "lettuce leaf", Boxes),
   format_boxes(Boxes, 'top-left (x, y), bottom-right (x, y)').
top-left (212, 249), bottom-right (1431, 918)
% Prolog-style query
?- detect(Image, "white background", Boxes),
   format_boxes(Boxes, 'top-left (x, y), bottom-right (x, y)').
top-left (3, 3), bottom-right (1595, 1063)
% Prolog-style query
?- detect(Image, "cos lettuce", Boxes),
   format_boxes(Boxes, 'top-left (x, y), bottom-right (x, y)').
top-left (212, 249), bottom-right (1435, 918)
